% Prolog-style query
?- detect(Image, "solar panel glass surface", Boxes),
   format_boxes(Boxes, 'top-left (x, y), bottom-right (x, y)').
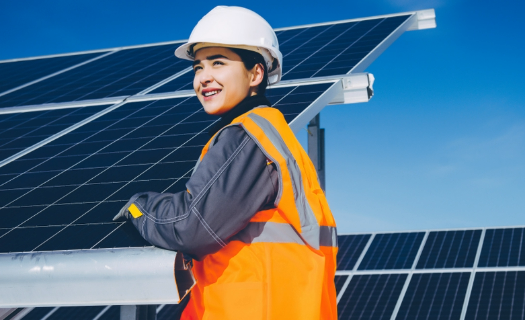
top-left (335, 275), bottom-right (348, 296)
top-left (478, 228), bottom-right (525, 267)
top-left (465, 271), bottom-right (525, 320)
top-left (417, 230), bottom-right (482, 269)
top-left (0, 52), bottom-right (106, 94)
top-left (149, 15), bottom-right (411, 93)
top-left (0, 44), bottom-right (191, 109)
top-left (396, 272), bottom-right (470, 320)
top-left (337, 274), bottom-right (407, 319)
top-left (0, 105), bottom-right (109, 162)
top-left (337, 234), bottom-right (371, 270)
top-left (358, 232), bottom-right (425, 270)
top-left (0, 83), bottom-right (332, 253)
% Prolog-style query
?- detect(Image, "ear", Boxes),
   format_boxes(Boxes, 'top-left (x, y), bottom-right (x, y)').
top-left (249, 63), bottom-right (265, 88)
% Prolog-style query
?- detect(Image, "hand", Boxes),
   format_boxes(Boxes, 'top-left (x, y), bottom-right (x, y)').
top-left (113, 204), bottom-right (131, 221)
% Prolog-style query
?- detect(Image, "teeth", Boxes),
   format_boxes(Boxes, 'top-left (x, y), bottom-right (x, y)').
top-left (203, 90), bottom-right (220, 97)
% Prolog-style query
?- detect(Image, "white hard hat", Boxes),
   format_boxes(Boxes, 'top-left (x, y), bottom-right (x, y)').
top-left (175, 6), bottom-right (283, 85)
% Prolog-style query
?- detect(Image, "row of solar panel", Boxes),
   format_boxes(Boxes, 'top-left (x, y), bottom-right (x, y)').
top-left (11, 303), bottom-right (182, 320)
top-left (0, 83), bottom-right (334, 253)
top-left (14, 270), bottom-right (524, 320)
top-left (0, 15), bottom-right (411, 109)
top-left (336, 270), bottom-right (525, 319)
top-left (338, 228), bottom-right (525, 270)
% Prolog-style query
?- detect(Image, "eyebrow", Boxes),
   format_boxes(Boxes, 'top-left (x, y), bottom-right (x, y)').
top-left (193, 54), bottom-right (229, 67)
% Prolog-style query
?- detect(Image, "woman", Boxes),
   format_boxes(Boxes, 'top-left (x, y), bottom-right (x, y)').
top-left (114, 6), bottom-right (338, 319)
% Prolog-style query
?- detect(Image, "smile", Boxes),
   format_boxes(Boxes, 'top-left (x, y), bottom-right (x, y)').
top-left (203, 89), bottom-right (222, 97)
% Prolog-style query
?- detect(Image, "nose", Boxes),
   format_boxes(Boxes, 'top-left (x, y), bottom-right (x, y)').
top-left (198, 66), bottom-right (214, 86)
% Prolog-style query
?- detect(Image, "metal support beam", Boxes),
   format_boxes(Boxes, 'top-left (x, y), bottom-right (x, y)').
top-left (0, 247), bottom-right (195, 308)
top-left (121, 305), bottom-right (157, 320)
top-left (308, 114), bottom-right (326, 191)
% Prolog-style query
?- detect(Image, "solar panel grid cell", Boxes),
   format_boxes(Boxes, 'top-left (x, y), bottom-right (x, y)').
top-left (0, 44), bottom-right (192, 109)
top-left (0, 52), bottom-right (105, 94)
top-left (44, 306), bottom-right (106, 320)
top-left (337, 234), bottom-right (371, 270)
top-left (416, 230), bottom-right (482, 269)
top-left (335, 275), bottom-right (348, 296)
top-left (19, 307), bottom-right (56, 320)
top-left (478, 228), bottom-right (525, 267)
top-left (396, 272), bottom-right (470, 320)
top-left (0, 83), bottom-right (331, 253)
top-left (149, 15), bottom-right (411, 94)
top-left (465, 271), bottom-right (525, 320)
top-left (0, 105), bottom-right (108, 161)
top-left (338, 274), bottom-right (407, 319)
top-left (358, 232), bottom-right (425, 270)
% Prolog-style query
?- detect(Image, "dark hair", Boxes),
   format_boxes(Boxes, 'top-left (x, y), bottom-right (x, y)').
top-left (230, 48), bottom-right (269, 95)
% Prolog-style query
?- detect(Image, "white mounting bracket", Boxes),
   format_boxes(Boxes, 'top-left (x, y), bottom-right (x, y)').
top-left (407, 9), bottom-right (436, 31)
top-left (329, 73), bottom-right (375, 105)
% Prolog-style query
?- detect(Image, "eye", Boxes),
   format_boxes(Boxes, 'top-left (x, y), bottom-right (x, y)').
top-left (193, 65), bottom-right (202, 73)
top-left (213, 60), bottom-right (224, 66)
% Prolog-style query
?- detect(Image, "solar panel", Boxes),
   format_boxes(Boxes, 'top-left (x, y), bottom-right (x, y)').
top-left (465, 271), bottom-right (525, 319)
top-left (337, 234), bottom-right (371, 270)
top-left (0, 52), bottom-right (107, 94)
top-left (416, 230), bottom-right (482, 269)
top-left (337, 274), bottom-right (407, 319)
top-left (478, 228), bottom-right (525, 267)
top-left (148, 15), bottom-right (411, 94)
top-left (358, 232), bottom-right (425, 270)
top-left (396, 272), bottom-right (470, 319)
top-left (0, 43), bottom-right (191, 109)
top-left (0, 105), bottom-right (109, 162)
top-left (0, 83), bottom-right (332, 253)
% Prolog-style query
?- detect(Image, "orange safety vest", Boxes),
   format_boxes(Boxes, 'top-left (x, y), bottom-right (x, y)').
top-left (181, 107), bottom-right (338, 319)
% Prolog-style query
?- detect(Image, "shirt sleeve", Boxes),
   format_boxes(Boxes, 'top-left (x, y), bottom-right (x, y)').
top-left (126, 125), bottom-right (279, 260)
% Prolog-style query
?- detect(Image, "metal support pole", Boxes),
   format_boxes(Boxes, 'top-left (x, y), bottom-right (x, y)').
top-left (307, 114), bottom-right (326, 191)
top-left (120, 305), bottom-right (157, 320)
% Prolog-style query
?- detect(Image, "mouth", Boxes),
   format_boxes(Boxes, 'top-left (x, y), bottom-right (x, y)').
top-left (202, 89), bottom-right (222, 99)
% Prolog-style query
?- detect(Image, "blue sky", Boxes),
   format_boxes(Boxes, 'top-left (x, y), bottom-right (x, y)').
top-left (1, 0), bottom-right (524, 233)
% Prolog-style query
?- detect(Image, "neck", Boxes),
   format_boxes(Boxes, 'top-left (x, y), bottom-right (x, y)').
top-left (208, 95), bottom-right (271, 136)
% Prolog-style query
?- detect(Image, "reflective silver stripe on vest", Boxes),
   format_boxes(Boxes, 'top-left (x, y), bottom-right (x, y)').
top-left (232, 222), bottom-right (337, 247)
top-left (246, 113), bottom-right (321, 250)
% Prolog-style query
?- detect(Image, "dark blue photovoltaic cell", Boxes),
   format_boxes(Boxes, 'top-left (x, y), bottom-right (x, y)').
top-left (466, 272), bottom-right (525, 320)
top-left (18, 307), bottom-right (56, 320)
top-left (0, 105), bottom-right (108, 161)
top-left (337, 234), bottom-right (371, 270)
top-left (338, 274), bottom-right (407, 319)
top-left (97, 306), bottom-right (120, 320)
top-left (417, 230), bottom-right (482, 269)
top-left (335, 275), bottom-right (348, 296)
top-left (0, 83), bottom-right (331, 253)
top-left (0, 43), bottom-right (192, 109)
top-left (45, 306), bottom-right (106, 320)
top-left (158, 304), bottom-right (184, 320)
top-left (0, 52), bottom-right (105, 94)
top-left (358, 232), bottom-right (425, 270)
top-left (397, 273), bottom-right (470, 320)
top-left (478, 228), bottom-right (525, 267)
top-left (150, 15), bottom-right (411, 93)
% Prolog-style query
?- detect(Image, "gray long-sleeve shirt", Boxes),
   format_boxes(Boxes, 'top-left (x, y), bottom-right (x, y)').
top-left (128, 125), bottom-right (279, 260)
